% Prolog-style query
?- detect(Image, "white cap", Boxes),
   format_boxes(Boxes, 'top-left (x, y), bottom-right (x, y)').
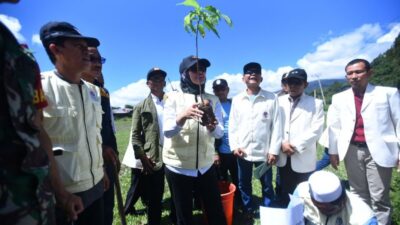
top-left (308, 171), bottom-right (342, 203)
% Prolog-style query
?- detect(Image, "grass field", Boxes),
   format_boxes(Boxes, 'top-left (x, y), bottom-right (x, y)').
top-left (111, 117), bottom-right (399, 225)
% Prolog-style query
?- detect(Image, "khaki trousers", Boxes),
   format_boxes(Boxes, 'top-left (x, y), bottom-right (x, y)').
top-left (344, 144), bottom-right (393, 225)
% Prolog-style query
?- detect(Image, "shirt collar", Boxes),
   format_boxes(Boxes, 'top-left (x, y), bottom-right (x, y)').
top-left (288, 93), bottom-right (304, 103)
top-left (151, 93), bottom-right (163, 104)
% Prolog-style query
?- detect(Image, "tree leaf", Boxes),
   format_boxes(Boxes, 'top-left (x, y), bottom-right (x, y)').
top-left (198, 24), bottom-right (206, 38)
top-left (177, 0), bottom-right (200, 9)
top-left (204, 20), bottom-right (220, 38)
top-left (221, 14), bottom-right (233, 27)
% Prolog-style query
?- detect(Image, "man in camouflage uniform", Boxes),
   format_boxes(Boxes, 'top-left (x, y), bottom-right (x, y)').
top-left (0, 18), bottom-right (83, 225)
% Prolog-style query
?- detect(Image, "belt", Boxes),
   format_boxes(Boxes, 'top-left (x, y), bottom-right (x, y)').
top-left (351, 141), bottom-right (368, 148)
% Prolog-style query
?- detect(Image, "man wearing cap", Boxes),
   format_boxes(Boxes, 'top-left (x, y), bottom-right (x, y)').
top-left (294, 171), bottom-right (378, 225)
top-left (277, 72), bottom-right (289, 96)
top-left (163, 55), bottom-right (226, 225)
top-left (39, 21), bottom-right (106, 225)
top-left (123, 67), bottom-right (167, 225)
top-left (229, 62), bottom-right (282, 218)
top-left (212, 78), bottom-right (242, 207)
top-left (327, 59), bottom-right (400, 225)
top-left (1, 5), bottom-right (83, 223)
top-left (276, 68), bottom-right (324, 207)
top-left (81, 47), bottom-right (120, 225)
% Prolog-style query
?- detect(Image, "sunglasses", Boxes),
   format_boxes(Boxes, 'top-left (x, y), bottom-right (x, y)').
top-left (90, 55), bottom-right (106, 64)
top-left (189, 66), bottom-right (206, 73)
top-left (244, 70), bottom-right (261, 75)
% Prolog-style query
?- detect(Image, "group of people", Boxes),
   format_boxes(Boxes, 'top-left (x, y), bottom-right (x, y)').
top-left (121, 54), bottom-right (399, 225)
top-left (1, 2), bottom-right (399, 225)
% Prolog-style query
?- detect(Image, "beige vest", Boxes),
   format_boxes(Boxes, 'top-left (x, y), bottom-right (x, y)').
top-left (296, 182), bottom-right (375, 225)
top-left (163, 92), bottom-right (217, 169)
top-left (41, 71), bottom-right (104, 193)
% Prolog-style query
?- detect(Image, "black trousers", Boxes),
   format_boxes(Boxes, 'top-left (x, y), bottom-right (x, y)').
top-left (124, 167), bottom-right (165, 225)
top-left (278, 157), bottom-right (312, 207)
top-left (165, 165), bottom-right (227, 225)
top-left (55, 195), bottom-right (104, 225)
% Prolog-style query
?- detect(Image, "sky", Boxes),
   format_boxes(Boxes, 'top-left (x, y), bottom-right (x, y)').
top-left (1, 0), bottom-right (399, 107)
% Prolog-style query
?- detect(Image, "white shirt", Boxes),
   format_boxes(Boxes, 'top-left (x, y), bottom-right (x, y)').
top-left (151, 93), bottom-right (164, 146)
top-left (229, 89), bottom-right (282, 161)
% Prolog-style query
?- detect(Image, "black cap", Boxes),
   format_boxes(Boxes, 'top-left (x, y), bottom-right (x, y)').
top-left (286, 68), bottom-right (307, 81)
top-left (179, 55), bottom-right (211, 74)
top-left (212, 79), bottom-right (228, 89)
top-left (243, 62), bottom-right (261, 74)
top-left (281, 72), bottom-right (289, 81)
top-left (147, 67), bottom-right (167, 80)
top-left (40, 22), bottom-right (100, 47)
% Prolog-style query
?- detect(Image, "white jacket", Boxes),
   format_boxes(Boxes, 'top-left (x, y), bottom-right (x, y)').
top-left (276, 94), bottom-right (324, 173)
top-left (295, 182), bottom-right (376, 225)
top-left (229, 89), bottom-right (282, 161)
top-left (328, 84), bottom-right (400, 167)
top-left (41, 71), bottom-right (104, 193)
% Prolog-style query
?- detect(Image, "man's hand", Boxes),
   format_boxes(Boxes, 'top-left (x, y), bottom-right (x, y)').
top-left (213, 154), bottom-right (221, 166)
top-left (330, 154), bottom-right (340, 170)
top-left (233, 148), bottom-right (246, 158)
top-left (103, 146), bottom-right (120, 172)
top-left (281, 141), bottom-right (295, 156)
top-left (140, 154), bottom-right (155, 175)
top-left (103, 171), bottom-right (110, 191)
top-left (267, 153), bottom-right (278, 165)
top-left (57, 191), bottom-right (84, 221)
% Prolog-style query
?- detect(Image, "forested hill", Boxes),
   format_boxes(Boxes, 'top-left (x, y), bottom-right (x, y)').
top-left (370, 33), bottom-right (400, 88)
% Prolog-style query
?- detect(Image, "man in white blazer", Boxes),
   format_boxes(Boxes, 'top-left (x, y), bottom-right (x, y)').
top-left (328, 58), bottom-right (400, 225)
top-left (276, 68), bottom-right (324, 207)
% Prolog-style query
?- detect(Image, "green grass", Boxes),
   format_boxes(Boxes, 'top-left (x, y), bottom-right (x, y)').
top-left (112, 117), bottom-right (399, 225)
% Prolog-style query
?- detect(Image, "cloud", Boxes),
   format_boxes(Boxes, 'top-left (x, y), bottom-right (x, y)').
top-left (0, 14), bottom-right (25, 43)
top-left (377, 23), bottom-right (400, 43)
top-left (110, 22), bottom-right (400, 107)
top-left (298, 23), bottom-right (399, 79)
top-left (32, 34), bottom-right (42, 45)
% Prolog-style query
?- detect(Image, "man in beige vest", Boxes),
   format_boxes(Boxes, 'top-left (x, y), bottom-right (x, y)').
top-left (40, 21), bottom-right (107, 225)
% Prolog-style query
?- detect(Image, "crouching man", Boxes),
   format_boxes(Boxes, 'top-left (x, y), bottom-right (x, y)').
top-left (294, 171), bottom-right (378, 225)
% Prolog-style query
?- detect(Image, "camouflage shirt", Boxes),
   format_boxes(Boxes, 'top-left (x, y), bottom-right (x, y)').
top-left (0, 22), bottom-right (54, 225)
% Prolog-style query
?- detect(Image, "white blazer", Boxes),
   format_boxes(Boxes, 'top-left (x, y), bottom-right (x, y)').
top-left (276, 94), bottom-right (324, 173)
top-left (328, 84), bottom-right (400, 167)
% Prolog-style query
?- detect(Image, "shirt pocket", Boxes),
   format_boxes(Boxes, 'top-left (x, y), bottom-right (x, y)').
top-left (43, 106), bottom-right (78, 146)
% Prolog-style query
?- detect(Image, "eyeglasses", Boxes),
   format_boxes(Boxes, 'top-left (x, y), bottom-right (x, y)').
top-left (189, 66), bottom-right (206, 73)
top-left (90, 55), bottom-right (106, 64)
top-left (345, 70), bottom-right (366, 78)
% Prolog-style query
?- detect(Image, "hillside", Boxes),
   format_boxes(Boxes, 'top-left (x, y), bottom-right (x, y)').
top-left (370, 33), bottom-right (400, 88)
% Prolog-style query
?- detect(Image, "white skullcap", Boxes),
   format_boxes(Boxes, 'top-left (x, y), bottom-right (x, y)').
top-left (308, 171), bottom-right (342, 203)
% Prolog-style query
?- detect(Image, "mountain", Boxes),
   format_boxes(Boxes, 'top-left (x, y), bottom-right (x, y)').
top-left (305, 78), bottom-right (346, 94)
